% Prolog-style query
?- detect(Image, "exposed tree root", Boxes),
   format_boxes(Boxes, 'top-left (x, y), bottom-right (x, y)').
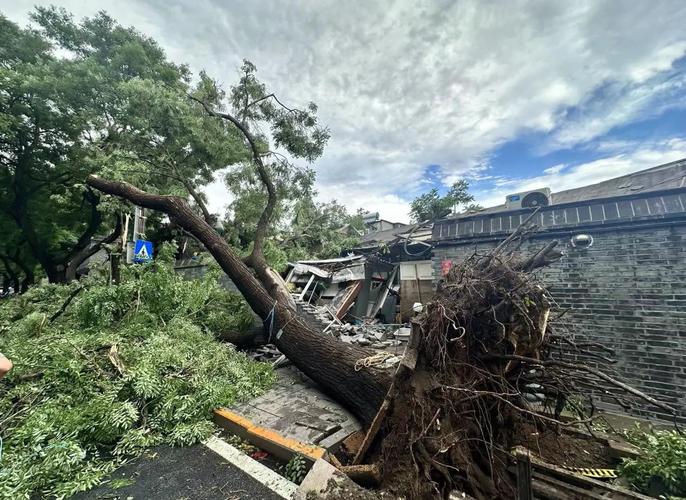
top-left (367, 238), bottom-right (675, 499)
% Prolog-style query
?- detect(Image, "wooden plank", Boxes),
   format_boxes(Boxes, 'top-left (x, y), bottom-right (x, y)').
top-left (214, 408), bottom-right (326, 464)
top-left (533, 471), bottom-right (607, 500)
top-left (334, 281), bottom-right (363, 320)
top-left (368, 265), bottom-right (398, 319)
top-left (414, 263), bottom-right (423, 303)
top-left (351, 399), bottom-right (390, 465)
top-left (299, 274), bottom-right (315, 301)
top-left (528, 453), bottom-right (652, 499)
top-left (514, 447), bottom-right (533, 500)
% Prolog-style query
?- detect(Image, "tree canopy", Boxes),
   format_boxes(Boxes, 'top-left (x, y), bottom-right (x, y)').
top-left (409, 179), bottom-right (481, 222)
top-left (0, 9), bottom-right (255, 285)
top-left (0, 8), bottom-right (361, 289)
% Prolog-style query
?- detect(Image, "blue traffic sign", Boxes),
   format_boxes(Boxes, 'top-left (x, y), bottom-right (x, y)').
top-left (133, 240), bottom-right (153, 263)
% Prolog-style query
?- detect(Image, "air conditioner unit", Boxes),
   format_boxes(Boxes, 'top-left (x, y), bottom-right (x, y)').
top-left (505, 188), bottom-right (551, 210)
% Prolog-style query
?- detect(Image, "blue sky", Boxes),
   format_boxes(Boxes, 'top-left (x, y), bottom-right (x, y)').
top-left (410, 52), bottom-right (686, 211)
top-left (3, 0), bottom-right (686, 222)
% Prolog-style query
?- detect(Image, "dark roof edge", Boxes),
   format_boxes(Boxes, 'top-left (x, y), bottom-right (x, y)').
top-left (435, 185), bottom-right (686, 225)
top-left (433, 212), bottom-right (686, 247)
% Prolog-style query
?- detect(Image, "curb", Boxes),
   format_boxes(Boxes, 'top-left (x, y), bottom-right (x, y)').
top-left (204, 436), bottom-right (297, 499)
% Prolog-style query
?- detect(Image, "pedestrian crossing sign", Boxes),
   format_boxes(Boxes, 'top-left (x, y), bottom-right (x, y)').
top-left (133, 240), bottom-right (153, 263)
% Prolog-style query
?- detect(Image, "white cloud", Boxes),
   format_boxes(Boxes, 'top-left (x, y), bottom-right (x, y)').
top-left (543, 164), bottom-right (566, 175)
top-left (473, 138), bottom-right (686, 208)
top-left (203, 168), bottom-right (234, 215)
top-left (3, 0), bottom-right (686, 221)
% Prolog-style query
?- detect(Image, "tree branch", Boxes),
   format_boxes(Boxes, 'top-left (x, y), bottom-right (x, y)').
top-left (187, 94), bottom-right (276, 267)
top-left (65, 214), bottom-right (123, 282)
top-left (246, 93), bottom-right (297, 113)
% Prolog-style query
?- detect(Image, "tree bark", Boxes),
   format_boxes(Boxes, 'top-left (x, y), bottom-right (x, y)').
top-left (0, 256), bottom-right (20, 294)
top-left (86, 175), bottom-right (392, 425)
top-left (64, 215), bottom-right (123, 282)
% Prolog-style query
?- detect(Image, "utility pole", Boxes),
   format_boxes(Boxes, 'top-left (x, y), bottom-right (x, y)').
top-left (126, 207), bottom-right (147, 263)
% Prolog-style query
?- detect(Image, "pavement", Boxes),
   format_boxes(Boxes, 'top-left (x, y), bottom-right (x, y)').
top-left (75, 444), bottom-right (285, 500)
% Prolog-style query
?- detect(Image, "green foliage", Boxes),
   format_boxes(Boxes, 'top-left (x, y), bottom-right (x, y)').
top-left (283, 198), bottom-right (364, 260)
top-left (225, 161), bottom-right (316, 250)
top-left (282, 453), bottom-right (308, 485)
top-left (0, 9), bottom-right (250, 284)
top-left (222, 60), bottom-right (334, 255)
top-left (619, 425), bottom-right (686, 496)
top-left (0, 8), bottom-right (192, 282)
top-left (0, 256), bottom-right (273, 498)
top-left (409, 179), bottom-right (480, 222)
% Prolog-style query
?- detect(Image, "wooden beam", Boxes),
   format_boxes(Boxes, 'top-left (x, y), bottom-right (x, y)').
top-left (214, 408), bottom-right (326, 463)
top-left (351, 399), bottom-right (390, 465)
top-left (335, 281), bottom-right (363, 320)
top-left (299, 274), bottom-right (315, 301)
top-left (339, 464), bottom-right (381, 486)
top-left (514, 447), bottom-right (533, 500)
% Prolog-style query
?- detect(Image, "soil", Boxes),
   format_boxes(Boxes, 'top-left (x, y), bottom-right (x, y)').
top-left (514, 423), bottom-right (613, 468)
top-left (306, 477), bottom-right (399, 500)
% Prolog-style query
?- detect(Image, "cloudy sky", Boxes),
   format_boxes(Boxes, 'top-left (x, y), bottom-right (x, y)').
top-left (3, 1), bottom-right (686, 222)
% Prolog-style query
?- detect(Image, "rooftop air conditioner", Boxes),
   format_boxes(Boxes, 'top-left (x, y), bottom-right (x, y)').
top-left (505, 188), bottom-right (551, 210)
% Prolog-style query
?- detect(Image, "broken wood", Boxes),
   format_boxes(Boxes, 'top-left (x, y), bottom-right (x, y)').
top-left (107, 344), bottom-right (125, 375)
top-left (513, 447), bottom-right (533, 500)
top-left (351, 398), bottom-right (390, 465)
top-left (214, 408), bottom-right (326, 463)
top-left (334, 281), bottom-right (363, 320)
top-left (339, 464), bottom-right (381, 486)
top-left (527, 451), bottom-right (652, 500)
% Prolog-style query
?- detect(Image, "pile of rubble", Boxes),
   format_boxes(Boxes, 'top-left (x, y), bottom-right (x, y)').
top-left (336, 324), bottom-right (407, 349)
top-left (296, 296), bottom-right (411, 351)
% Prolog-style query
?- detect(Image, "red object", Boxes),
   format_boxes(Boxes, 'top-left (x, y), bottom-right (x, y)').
top-left (250, 450), bottom-right (269, 460)
top-left (441, 259), bottom-right (453, 276)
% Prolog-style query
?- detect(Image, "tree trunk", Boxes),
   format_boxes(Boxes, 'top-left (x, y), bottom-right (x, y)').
top-left (110, 250), bottom-right (121, 285)
top-left (86, 175), bottom-right (392, 425)
top-left (0, 256), bottom-right (21, 294)
top-left (65, 216), bottom-right (123, 282)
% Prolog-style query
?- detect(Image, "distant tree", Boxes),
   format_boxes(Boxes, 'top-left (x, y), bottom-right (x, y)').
top-left (281, 198), bottom-right (364, 260)
top-left (409, 179), bottom-right (481, 222)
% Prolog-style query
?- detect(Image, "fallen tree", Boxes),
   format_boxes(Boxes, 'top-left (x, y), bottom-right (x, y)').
top-left (86, 174), bottom-right (393, 426)
top-left (373, 234), bottom-right (677, 498)
top-left (88, 175), bottom-right (676, 499)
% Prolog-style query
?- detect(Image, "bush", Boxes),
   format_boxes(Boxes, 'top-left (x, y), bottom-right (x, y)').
top-left (619, 425), bottom-right (686, 497)
top-left (0, 253), bottom-right (273, 498)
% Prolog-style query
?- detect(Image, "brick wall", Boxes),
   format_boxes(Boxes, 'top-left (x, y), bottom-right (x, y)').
top-left (432, 222), bottom-right (686, 423)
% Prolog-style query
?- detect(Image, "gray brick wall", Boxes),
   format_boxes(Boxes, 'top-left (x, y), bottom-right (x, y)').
top-left (432, 223), bottom-right (686, 423)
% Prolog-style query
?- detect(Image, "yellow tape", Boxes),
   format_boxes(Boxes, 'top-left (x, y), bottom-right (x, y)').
top-left (565, 467), bottom-right (617, 478)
